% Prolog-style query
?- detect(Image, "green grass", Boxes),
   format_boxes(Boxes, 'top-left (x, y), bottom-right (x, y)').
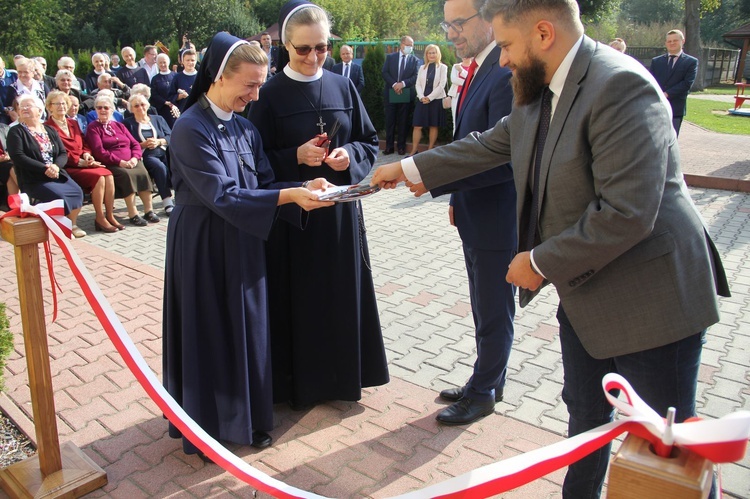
top-left (686, 97), bottom-right (750, 134)
top-left (694, 83), bottom-right (742, 95)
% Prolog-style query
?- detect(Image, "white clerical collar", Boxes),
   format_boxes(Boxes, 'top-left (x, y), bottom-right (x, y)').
top-left (204, 94), bottom-right (233, 121)
top-left (95, 70), bottom-right (104, 75)
top-left (183, 70), bottom-right (197, 76)
top-left (126, 64), bottom-right (138, 69)
top-left (159, 70), bottom-right (171, 75)
top-left (284, 65), bottom-right (322, 82)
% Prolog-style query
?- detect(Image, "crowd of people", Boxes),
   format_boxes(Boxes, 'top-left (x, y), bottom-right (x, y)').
top-left (0, 2), bottom-right (717, 497)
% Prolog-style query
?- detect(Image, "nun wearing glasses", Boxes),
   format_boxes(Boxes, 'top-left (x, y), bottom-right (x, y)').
top-left (162, 31), bottom-right (333, 460)
top-left (247, 0), bottom-right (388, 412)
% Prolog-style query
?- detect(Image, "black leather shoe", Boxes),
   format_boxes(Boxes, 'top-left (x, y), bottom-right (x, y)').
top-left (440, 386), bottom-right (503, 403)
top-left (436, 397), bottom-right (496, 425)
top-left (144, 210), bottom-right (160, 223)
top-left (383, 148), bottom-right (394, 155)
top-left (251, 430), bottom-right (272, 449)
top-left (397, 148), bottom-right (406, 155)
top-left (129, 215), bottom-right (148, 226)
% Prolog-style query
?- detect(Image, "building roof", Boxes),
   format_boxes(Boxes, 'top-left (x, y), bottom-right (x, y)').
top-left (723, 22), bottom-right (750, 39)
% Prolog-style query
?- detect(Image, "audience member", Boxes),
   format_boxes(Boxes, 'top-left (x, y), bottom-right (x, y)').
top-left (650, 29), bottom-right (698, 136)
top-left (445, 56), bottom-right (472, 128)
top-left (149, 53), bottom-right (179, 127)
top-left (260, 32), bottom-right (278, 78)
top-left (34, 57), bottom-right (57, 90)
top-left (331, 45), bottom-right (364, 93)
top-left (124, 94), bottom-right (173, 215)
top-left (407, 44), bottom-right (448, 156)
top-left (45, 90), bottom-right (121, 233)
top-left (0, 122), bottom-right (19, 206)
top-left (56, 56), bottom-right (86, 93)
top-left (110, 54), bottom-right (121, 72)
top-left (117, 47), bottom-right (141, 87)
top-left (86, 93), bottom-right (158, 226)
top-left (133, 45), bottom-right (159, 84)
top-left (85, 89), bottom-right (125, 124)
top-left (66, 95), bottom-right (88, 134)
top-left (382, 36), bottom-right (420, 155)
top-left (84, 53), bottom-right (114, 95)
top-left (7, 94), bottom-right (85, 237)
top-left (0, 56), bottom-right (19, 124)
top-left (168, 49), bottom-right (197, 113)
top-left (609, 37), bottom-right (627, 53)
top-left (248, 0), bottom-right (388, 411)
top-left (7, 58), bottom-right (49, 120)
top-left (55, 69), bottom-right (82, 102)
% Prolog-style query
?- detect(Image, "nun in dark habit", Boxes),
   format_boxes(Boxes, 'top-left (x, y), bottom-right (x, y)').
top-left (162, 32), bottom-right (333, 460)
top-left (247, 0), bottom-right (389, 410)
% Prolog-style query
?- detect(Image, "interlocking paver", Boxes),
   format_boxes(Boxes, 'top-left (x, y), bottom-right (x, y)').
top-left (0, 121), bottom-right (749, 497)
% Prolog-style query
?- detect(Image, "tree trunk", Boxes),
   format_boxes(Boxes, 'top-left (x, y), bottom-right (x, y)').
top-left (685, 0), bottom-right (704, 90)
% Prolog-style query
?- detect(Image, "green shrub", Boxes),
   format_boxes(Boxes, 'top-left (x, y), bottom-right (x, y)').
top-left (0, 303), bottom-right (14, 392)
top-left (361, 43), bottom-right (386, 133)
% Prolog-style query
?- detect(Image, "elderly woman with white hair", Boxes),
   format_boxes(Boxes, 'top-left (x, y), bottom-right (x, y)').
top-left (57, 56), bottom-right (86, 93)
top-left (85, 93), bottom-right (158, 226)
top-left (84, 52), bottom-right (113, 95)
top-left (6, 94), bottom-right (86, 237)
top-left (149, 53), bottom-right (179, 127)
top-left (55, 69), bottom-right (82, 101)
top-left (8, 58), bottom-right (48, 117)
top-left (124, 93), bottom-right (174, 215)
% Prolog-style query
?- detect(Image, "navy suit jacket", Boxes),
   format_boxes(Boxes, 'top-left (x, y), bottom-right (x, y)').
top-left (332, 62), bottom-right (365, 93)
top-left (649, 52), bottom-right (698, 117)
top-left (430, 45), bottom-right (516, 251)
top-left (382, 51), bottom-right (420, 102)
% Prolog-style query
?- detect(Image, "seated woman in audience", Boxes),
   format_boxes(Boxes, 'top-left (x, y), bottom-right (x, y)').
top-left (86, 93), bottom-right (158, 226)
top-left (0, 122), bottom-right (19, 208)
top-left (124, 84), bottom-right (157, 119)
top-left (150, 54), bottom-right (178, 127)
top-left (66, 95), bottom-right (88, 134)
top-left (124, 94), bottom-right (173, 215)
top-left (85, 89), bottom-right (124, 124)
top-left (45, 91), bottom-right (121, 232)
top-left (55, 69), bottom-right (82, 102)
top-left (168, 49), bottom-right (197, 113)
top-left (6, 94), bottom-right (85, 237)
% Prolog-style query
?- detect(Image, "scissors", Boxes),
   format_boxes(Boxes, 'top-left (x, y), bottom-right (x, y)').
top-left (315, 119), bottom-right (342, 160)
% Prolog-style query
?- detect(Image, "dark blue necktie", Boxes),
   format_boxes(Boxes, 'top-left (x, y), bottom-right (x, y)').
top-left (398, 55), bottom-right (405, 81)
top-left (669, 55), bottom-right (677, 69)
top-left (344, 63), bottom-right (350, 79)
top-left (526, 87), bottom-right (552, 252)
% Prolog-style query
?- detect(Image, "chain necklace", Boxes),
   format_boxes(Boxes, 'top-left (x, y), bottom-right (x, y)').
top-left (295, 74), bottom-right (326, 134)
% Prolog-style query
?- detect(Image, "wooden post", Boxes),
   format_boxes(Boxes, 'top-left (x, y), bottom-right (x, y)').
top-left (0, 216), bottom-right (107, 498)
top-left (608, 434), bottom-right (713, 499)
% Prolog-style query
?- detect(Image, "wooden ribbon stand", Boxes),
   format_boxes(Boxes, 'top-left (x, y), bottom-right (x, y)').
top-left (0, 216), bottom-right (106, 498)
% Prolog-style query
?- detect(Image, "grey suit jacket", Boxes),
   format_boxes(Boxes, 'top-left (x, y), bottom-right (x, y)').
top-left (413, 36), bottom-right (729, 359)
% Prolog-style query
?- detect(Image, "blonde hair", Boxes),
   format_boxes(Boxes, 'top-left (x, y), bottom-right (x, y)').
top-left (45, 90), bottom-right (71, 112)
top-left (223, 44), bottom-right (269, 77)
top-left (609, 38), bottom-right (626, 53)
top-left (422, 44), bottom-right (442, 68)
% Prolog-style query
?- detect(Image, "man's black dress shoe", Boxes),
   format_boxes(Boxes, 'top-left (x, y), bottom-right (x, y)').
top-left (251, 430), bottom-right (272, 449)
top-left (436, 397), bottom-right (496, 425)
top-left (440, 385), bottom-right (504, 403)
top-left (383, 148), bottom-right (394, 155)
top-left (397, 148), bottom-right (406, 155)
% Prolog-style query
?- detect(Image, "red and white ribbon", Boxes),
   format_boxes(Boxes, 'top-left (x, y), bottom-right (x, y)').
top-left (3, 193), bottom-right (749, 498)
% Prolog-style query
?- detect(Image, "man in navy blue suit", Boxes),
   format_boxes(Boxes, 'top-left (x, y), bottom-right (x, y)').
top-left (649, 29), bottom-right (698, 136)
top-left (382, 36), bottom-right (420, 155)
top-left (332, 45), bottom-right (365, 94)
top-left (420, 0), bottom-right (516, 425)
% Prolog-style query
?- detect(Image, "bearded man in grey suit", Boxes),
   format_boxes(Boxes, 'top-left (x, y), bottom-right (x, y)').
top-left (372, 0), bottom-right (730, 496)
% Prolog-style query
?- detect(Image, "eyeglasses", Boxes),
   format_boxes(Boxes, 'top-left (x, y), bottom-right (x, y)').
top-left (440, 12), bottom-right (480, 33)
top-left (289, 41), bottom-right (329, 56)
top-left (95, 106), bottom-right (111, 110)
top-left (51, 102), bottom-right (67, 106)
top-left (132, 103), bottom-right (148, 108)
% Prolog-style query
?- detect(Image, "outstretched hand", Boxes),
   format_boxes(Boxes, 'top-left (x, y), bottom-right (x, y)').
top-left (371, 161), bottom-right (406, 189)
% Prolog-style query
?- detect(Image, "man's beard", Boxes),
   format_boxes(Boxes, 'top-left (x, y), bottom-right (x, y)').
top-left (511, 51), bottom-right (547, 107)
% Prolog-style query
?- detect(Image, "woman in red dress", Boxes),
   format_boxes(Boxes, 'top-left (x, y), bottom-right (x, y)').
top-left (45, 90), bottom-right (122, 232)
